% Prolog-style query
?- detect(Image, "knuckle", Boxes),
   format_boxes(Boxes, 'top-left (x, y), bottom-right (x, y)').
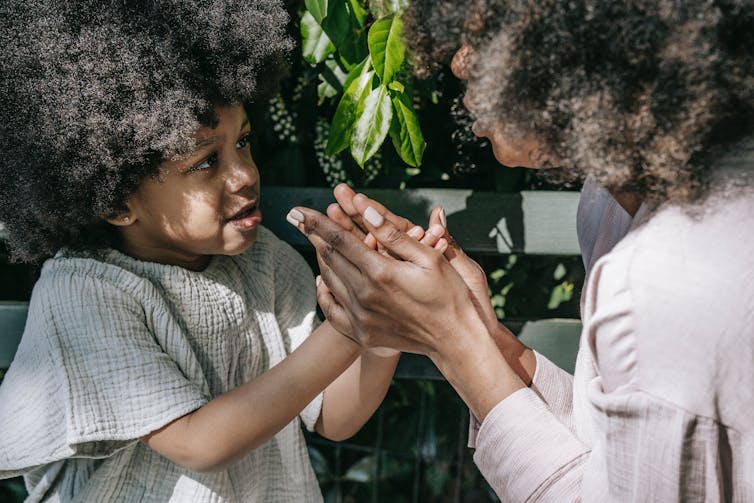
top-left (369, 262), bottom-right (391, 283)
top-left (359, 285), bottom-right (381, 305)
top-left (319, 244), bottom-right (334, 263)
top-left (383, 226), bottom-right (403, 245)
top-left (303, 216), bottom-right (319, 236)
top-left (428, 252), bottom-right (445, 269)
top-left (325, 230), bottom-right (344, 248)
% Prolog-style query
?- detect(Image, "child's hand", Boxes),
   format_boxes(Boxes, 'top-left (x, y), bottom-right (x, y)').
top-left (330, 185), bottom-right (497, 334)
top-left (329, 183), bottom-right (448, 254)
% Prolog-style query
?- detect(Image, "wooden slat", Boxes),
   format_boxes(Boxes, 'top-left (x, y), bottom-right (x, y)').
top-left (0, 306), bottom-right (581, 378)
top-left (260, 187), bottom-right (580, 255)
top-left (517, 318), bottom-right (582, 374)
top-left (0, 188), bottom-right (580, 255)
top-left (394, 319), bottom-right (581, 379)
top-left (0, 301), bottom-right (27, 368)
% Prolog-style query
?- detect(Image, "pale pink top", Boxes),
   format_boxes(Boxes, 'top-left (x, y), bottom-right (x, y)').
top-left (471, 146), bottom-right (754, 501)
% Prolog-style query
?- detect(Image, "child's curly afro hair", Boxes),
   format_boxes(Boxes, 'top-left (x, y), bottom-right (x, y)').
top-left (0, 0), bottom-right (293, 263)
top-left (404, 0), bottom-right (754, 202)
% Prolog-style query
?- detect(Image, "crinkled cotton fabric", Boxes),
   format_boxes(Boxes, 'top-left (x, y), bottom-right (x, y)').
top-left (472, 143), bottom-right (754, 501)
top-left (0, 226), bottom-right (324, 502)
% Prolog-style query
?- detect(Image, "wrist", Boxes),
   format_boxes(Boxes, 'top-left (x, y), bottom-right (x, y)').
top-left (364, 346), bottom-right (401, 358)
top-left (431, 323), bottom-right (525, 421)
top-left (490, 322), bottom-right (536, 386)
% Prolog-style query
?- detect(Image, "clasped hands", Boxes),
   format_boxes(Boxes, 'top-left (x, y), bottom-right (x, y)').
top-left (286, 184), bottom-right (502, 365)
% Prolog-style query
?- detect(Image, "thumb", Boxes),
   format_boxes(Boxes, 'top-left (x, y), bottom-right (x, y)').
top-left (358, 204), bottom-right (438, 267)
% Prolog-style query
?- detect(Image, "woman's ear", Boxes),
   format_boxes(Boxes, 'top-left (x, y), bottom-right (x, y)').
top-left (104, 208), bottom-right (136, 227)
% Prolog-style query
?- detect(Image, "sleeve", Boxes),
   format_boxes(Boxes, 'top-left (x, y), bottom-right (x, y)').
top-left (272, 237), bottom-right (323, 431)
top-left (467, 350), bottom-right (575, 448)
top-left (0, 269), bottom-right (208, 477)
top-left (472, 250), bottom-right (733, 502)
top-left (529, 351), bottom-right (576, 431)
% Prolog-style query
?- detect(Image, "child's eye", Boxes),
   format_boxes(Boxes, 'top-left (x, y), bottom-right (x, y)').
top-left (236, 132), bottom-right (253, 150)
top-left (188, 153), bottom-right (217, 173)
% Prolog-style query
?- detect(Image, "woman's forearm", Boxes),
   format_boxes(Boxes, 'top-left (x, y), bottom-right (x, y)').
top-left (432, 322), bottom-right (527, 421)
top-left (316, 333), bottom-right (400, 441)
top-left (142, 323), bottom-right (359, 472)
top-left (491, 322), bottom-right (537, 386)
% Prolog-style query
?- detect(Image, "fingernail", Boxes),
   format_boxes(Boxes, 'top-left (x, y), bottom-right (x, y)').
top-left (439, 207), bottom-right (447, 228)
top-left (316, 275), bottom-right (322, 287)
top-left (407, 226), bottom-right (423, 239)
top-left (286, 208), bottom-right (304, 226)
top-left (363, 206), bottom-right (384, 227)
top-left (428, 223), bottom-right (445, 237)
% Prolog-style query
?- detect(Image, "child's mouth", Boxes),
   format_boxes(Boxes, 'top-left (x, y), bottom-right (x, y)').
top-left (228, 202), bottom-right (263, 229)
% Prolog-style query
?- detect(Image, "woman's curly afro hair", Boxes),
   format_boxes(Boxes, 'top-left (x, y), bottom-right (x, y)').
top-left (0, 0), bottom-right (293, 263)
top-left (405, 0), bottom-right (754, 201)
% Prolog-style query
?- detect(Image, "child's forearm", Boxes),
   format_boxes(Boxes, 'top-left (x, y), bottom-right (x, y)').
top-left (316, 323), bottom-right (400, 441)
top-left (141, 323), bottom-right (359, 473)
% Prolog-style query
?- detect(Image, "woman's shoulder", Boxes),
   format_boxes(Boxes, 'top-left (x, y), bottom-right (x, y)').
top-left (613, 188), bottom-right (754, 285)
top-left (588, 190), bottom-right (754, 420)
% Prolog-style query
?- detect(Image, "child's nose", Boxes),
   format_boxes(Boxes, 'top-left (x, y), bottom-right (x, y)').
top-left (226, 159), bottom-right (258, 193)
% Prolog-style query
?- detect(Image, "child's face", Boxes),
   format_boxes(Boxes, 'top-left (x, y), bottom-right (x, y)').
top-left (114, 105), bottom-right (262, 270)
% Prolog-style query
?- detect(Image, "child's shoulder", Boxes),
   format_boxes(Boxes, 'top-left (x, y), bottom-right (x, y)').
top-left (33, 249), bottom-right (156, 314)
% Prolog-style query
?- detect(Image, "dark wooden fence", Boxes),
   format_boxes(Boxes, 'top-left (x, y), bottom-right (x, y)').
top-left (0, 187), bottom-right (583, 502)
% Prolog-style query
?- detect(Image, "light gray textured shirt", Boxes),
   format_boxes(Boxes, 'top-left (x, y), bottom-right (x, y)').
top-left (0, 226), bottom-right (324, 502)
top-left (472, 147), bottom-right (754, 501)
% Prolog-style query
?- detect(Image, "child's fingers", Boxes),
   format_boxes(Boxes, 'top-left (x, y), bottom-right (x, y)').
top-left (407, 225), bottom-right (425, 240)
top-left (434, 238), bottom-right (449, 254)
top-left (315, 279), bottom-right (356, 341)
top-left (419, 223), bottom-right (446, 248)
top-left (428, 206), bottom-right (446, 230)
top-left (327, 203), bottom-right (367, 242)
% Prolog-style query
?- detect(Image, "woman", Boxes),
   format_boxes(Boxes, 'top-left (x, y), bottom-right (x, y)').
top-left (287, 0), bottom-right (754, 501)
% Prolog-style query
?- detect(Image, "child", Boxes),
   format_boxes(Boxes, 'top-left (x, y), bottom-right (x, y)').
top-left (0, 1), bottom-right (401, 501)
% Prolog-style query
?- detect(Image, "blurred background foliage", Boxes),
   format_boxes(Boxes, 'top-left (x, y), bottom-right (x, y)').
top-left (0, 0), bottom-right (584, 500)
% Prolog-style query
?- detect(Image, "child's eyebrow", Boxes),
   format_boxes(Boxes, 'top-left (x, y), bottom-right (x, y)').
top-left (195, 136), bottom-right (218, 149)
top-left (193, 117), bottom-right (250, 150)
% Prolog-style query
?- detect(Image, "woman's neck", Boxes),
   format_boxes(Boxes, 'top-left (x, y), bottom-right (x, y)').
top-left (610, 190), bottom-right (644, 217)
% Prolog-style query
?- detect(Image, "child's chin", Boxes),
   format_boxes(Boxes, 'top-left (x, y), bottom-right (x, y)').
top-left (226, 231), bottom-right (258, 255)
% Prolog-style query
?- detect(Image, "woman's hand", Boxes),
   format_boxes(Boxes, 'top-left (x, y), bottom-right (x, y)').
top-left (286, 202), bottom-right (525, 419)
top-left (315, 185), bottom-right (536, 385)
top-left (330, 184), bottom-right (497, 333)
top-left (287, 204), bottom-right (487, 358)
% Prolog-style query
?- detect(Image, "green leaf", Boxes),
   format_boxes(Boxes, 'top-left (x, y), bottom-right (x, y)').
top-left (351, 84), bottom-right (393, 167)
top-left (341, 57), bottom-right (369, 95)
top-left (388, 80), bottom-right (405, 93)
top-left (553, 263), bottom-right (567, 280)
top-left (547, 281), bottom-right (573, 309)
top-left (369, 0), bottom-right (410, 18)
top-left (343, 455), bottom-right (376, 482)
top-left (317, 58), bottom-right (349, 103)
top-left (307, 447), bottom-right (332, 481)
top-left (342, 454), bottom-right (412, 483)
top-left (347, 0), bottom-right (368, 27)
top-left (368, 16), bottom-right (405, 84)
top-left (325, 62), bottom-right (373, 156)
top-left (321, 0), bottom-right (350, 48)
top-left (317, 78), bottom-right (338, 102)
top-left (301, 11), bottom-right (335, 64)
top-left (305, 0), bottom-right (328, 24)
top-left (389, 92), bottom-right (425, 167)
